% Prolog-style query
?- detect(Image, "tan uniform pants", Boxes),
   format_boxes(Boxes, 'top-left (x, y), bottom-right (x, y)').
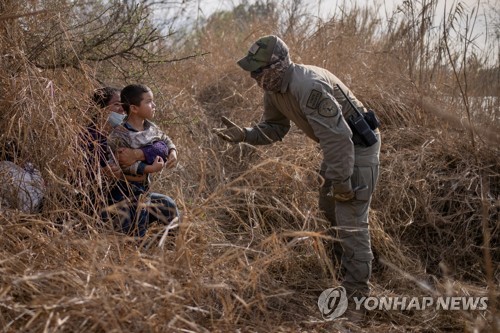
top-left (319, 134), bottom-right (380, 296)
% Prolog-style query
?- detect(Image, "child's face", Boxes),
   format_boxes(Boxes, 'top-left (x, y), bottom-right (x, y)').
top-left (134, 90), bottom-right (156, 120)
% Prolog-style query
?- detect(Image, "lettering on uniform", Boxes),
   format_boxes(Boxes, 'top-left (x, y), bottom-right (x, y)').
top-left (306, 89), bottom-right (322, 109)
top-left (318, 98), bottom-right (339, 117)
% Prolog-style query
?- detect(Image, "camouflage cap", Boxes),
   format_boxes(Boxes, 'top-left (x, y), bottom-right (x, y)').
top-left (237, 35), bottom-right (289, 72)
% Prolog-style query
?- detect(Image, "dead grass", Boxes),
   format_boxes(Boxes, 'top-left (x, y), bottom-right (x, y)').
top-left (0, 1), bottom-right (498, 332)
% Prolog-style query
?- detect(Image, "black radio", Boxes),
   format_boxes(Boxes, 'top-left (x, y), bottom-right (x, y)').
top-left (336, 84), bottom-right (379, 147)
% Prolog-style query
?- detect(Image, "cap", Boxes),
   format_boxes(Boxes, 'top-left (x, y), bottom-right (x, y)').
top-left (237, 35), bottom-right (288, 72)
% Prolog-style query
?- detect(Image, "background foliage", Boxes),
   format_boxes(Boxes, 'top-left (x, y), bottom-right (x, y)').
top-left (0, 0), bottom-right (498, 332)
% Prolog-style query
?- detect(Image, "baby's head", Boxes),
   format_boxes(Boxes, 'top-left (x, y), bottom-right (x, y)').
top-left (120, 84), bottom-right (153, 115)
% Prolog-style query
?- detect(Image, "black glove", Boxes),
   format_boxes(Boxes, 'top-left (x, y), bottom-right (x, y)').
top-left (330, 185), bottom-right (368, 202)
top-left (212, 116), bottom-right (246, 143)
top-left (332, 188), bottom-right (355, 202)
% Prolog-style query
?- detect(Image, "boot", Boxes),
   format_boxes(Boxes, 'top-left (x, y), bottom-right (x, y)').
top-left (343, 290), bottom-right (368, 323)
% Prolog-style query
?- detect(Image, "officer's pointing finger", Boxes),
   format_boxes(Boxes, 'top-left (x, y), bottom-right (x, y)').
top-left (221, 116), bottom-right (238, 128)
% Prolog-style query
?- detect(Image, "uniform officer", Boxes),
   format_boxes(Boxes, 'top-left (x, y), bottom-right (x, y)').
top-left (213, 35), bottom-right (381, 320)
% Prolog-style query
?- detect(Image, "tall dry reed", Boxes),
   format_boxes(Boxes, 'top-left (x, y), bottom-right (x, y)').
top-left (0, 1), bottom-right (498, 332)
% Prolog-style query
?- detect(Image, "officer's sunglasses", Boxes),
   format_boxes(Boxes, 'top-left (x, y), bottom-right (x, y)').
top-left (251, 60), bottom-right (280, 75)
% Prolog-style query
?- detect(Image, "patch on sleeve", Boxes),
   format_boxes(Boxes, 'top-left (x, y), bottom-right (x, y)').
top-left (318, 98), bottom-right (339, 117)
top-left (306, 89), bottom-right (322, 109)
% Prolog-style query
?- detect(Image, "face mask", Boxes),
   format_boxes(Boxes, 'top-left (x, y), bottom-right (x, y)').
top-left (107, 111), bottom-right (126, 128)
top-left (251, 56), bottom-right (291, 92)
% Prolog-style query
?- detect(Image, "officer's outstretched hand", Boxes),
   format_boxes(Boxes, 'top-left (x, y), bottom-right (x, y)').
top-left (212, 116), bottom-right (246, 143)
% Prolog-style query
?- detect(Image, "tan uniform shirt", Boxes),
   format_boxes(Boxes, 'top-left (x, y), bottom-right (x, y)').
top-left (245, 63), bottom-right (368, 192)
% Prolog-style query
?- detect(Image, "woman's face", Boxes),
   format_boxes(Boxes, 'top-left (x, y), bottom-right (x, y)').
top-left (106, 93), bottom-right (125, 114)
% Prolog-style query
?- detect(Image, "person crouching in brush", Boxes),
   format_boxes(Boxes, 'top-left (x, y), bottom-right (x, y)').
top-left (213, 35), bottom-right (381, 322)
top-left (107, 84), bottom-right (179, 237)
top-left (84, 86), bottom-right (172, 230)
